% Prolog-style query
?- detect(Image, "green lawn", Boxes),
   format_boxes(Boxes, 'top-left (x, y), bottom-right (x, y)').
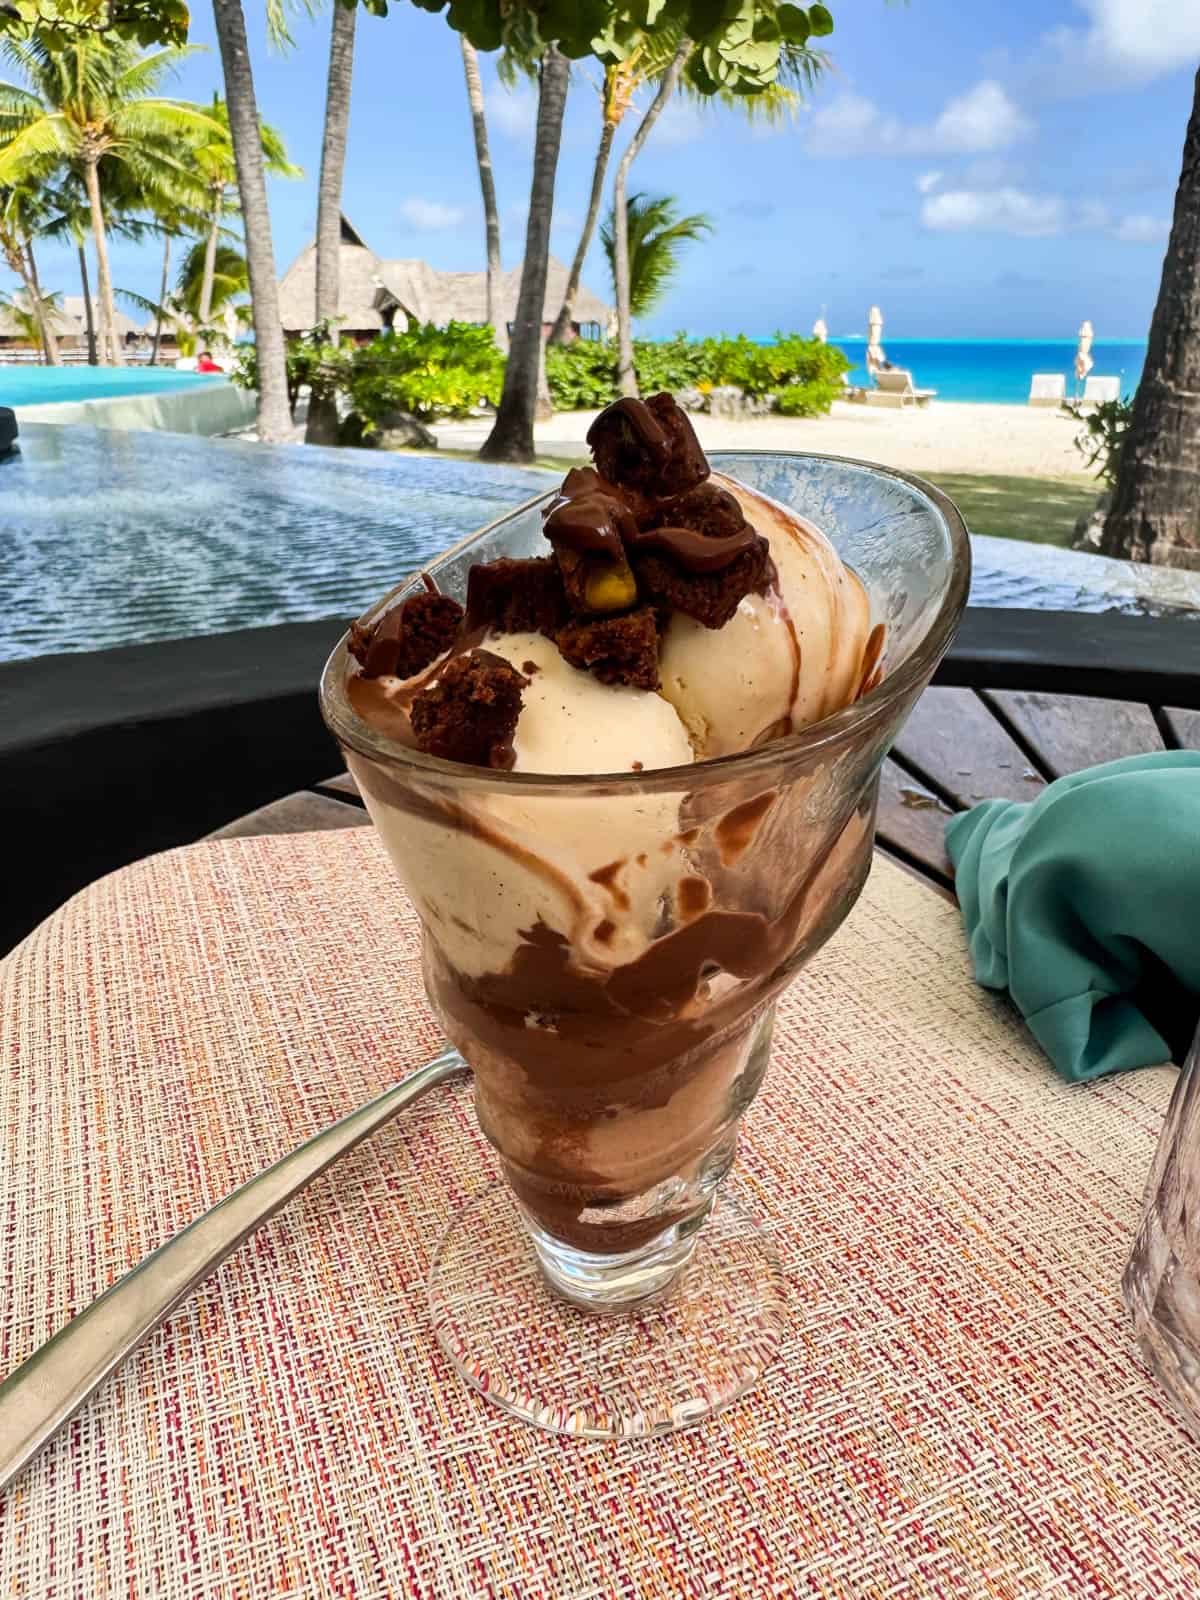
top-left (927, 472), bottom-right (1099, 548)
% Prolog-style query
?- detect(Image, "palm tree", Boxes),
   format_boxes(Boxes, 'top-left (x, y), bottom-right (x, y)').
top-left (193, 95), bottom-right (296, 326)
top-left (459, 36), bottom-right (503, 346)
top-left (1101, 65), bottom-right (1200, 567)
top-left (0, 34), bottom-right (221, 368)
top-left (0, 181), bottom-right (60, 362)
top-left (550, 30), bottom-right (813, 348)
top-left (479, 43), bottom-right (570, 464)
top-left (547, 51), bottom-right (651, 345)
top-left (612, 38), bottom-right (690, 397)
top-left (211, 0), bottom-right (293, 442)
top-left (177, 235), bottom-right (247, 319)
top-left (0, 284), bottom-right (60, 361)
top-left (306, 0), bottom-right (358, 443)
top-left (601, 193), bottom-right (712, 320)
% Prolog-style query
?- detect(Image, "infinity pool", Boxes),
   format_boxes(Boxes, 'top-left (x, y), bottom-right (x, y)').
top-left (0, 366), bottom-right (224, 408)
top-left (2, 423), bottom-right (1195, 664)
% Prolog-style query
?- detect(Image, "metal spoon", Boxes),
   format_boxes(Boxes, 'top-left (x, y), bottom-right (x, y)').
top-left (0, 1046), bottom-right (469, 1495)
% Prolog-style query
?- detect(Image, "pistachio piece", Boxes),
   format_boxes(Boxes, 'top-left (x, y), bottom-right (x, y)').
top-left (584, 559), bottom-right (638, 614)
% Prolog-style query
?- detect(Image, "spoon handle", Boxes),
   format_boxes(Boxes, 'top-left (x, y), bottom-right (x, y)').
top-left (0, 1047), bottom-right (468, 1495)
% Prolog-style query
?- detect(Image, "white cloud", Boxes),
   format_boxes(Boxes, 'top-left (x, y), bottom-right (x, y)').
top-left (920, 187), bottom-right (1171, 243)
top-left (399, 198), bottom-right (466, 230)
top-left (490, 87), bottom-right (537, 138)
top-left (915, 170), bottom-right (943, 194)
top-left (931, 81), bottom-right (1032, 153)
top-left (1113, 213), bottom-right (1170, 244)
top-left (807, 79), bottom-right (1032, 157)
top-left (1043, 0), bottom-right (1200, 83)
top-left (921, 187), bottom-right (1064, 237)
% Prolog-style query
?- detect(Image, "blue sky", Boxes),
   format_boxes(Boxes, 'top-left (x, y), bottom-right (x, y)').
top-left (12, 0), bottom-right (1200, 340)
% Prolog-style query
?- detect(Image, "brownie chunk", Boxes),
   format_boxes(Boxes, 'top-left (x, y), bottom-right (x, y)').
top-left (464, 556), bottom-right (569, 638)
top-left (410, 651), bottom-right (526, 768)
top-left (653, 480), bottom-right (747, 542)
top-left (348, 591), bottom-right (463, 679)
top-left (585, 393), bottom-right (708, 505)
top-left (555, 607), bottom-right (660, 691)
top-left (633, 538), bottom-right (775, 630)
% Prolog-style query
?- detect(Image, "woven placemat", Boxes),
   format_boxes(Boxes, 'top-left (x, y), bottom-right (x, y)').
top-left (0, 830), bottom-right (1191, 1599)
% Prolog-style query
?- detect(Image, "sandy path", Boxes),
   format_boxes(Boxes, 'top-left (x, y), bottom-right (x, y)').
top-left (437, 400), bottom-right (1087, 479)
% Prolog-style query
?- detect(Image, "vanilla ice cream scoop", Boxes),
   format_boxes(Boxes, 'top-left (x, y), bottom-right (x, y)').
top-left (658, 472), bottom-right (876, 758)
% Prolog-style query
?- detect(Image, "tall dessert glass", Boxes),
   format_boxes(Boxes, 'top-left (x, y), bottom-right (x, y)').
top-left (321, 451), bottom-right (970, 1436)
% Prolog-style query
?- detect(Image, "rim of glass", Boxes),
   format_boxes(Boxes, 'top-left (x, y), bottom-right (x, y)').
top-left (320, 449), bottom-right (972, 794)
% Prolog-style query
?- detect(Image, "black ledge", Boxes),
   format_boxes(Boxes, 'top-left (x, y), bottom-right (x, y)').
top-left (2, 606), bottom-right (1197, 954)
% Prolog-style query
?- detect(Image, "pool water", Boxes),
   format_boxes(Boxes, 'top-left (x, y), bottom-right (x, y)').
top-left (1, 423), bottom-right (1194, 664)
top-left (0, 366), bottom-right (224, 408)
top-left (1, 424), bottom-right (554, 661)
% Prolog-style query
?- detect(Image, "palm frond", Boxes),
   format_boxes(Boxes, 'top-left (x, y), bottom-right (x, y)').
top-left (266, 0), bottom-right (320, 54)
top-left (112, 45), bottom-right (200, 100)
top-left (0, 112), bottom-right (75, 184)
top-left (602, 192), bottom-right (714, 320)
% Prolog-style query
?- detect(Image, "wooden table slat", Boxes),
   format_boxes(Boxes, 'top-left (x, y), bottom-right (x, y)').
top-left (1163, 707), bottom-right (1200, 750)
top-left (892, 686), bottom-right (1046, 810)
top-left (875, 757), bottom-right (956, 887)
top-left (979, 691), bottom-right (1165, 781)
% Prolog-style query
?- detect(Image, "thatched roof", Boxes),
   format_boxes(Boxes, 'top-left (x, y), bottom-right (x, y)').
top-left (278, 214), bottom-right (612, 335)
top-left (278, 239), bottom-right (390, 335)
top-left (0, 296), bottom-right (77, 339)
top-left (374, 255), bottom-right (611, 330)
top-left (59, 297), bottom-right (140, 342)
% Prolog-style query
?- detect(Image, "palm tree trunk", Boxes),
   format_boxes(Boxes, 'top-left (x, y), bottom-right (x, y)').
top-left (1100, 66), bottom-right (1200, 568)
top-left (549, 117), bottom-right (616, 344)
top-left (212, 0), bottom-right (292, 443)
top-left (614, 39), bottom-right (690, 398)
top-left (459, 36), bottom-right (504, 352)
top-left (198, 192), bottom-right (222, 325)
top-left (151, 231), bottom-right (170, 366)
top-left (479, 45), bottom-right (569, 464)
top-left (81, 154), bottom-right (123, 367)
top-left (23, 240), bottom-right (60, 365)
top-left (307, 0), bottom-right (357, 447)
top-left (78, 244), bottom-right (97, 365)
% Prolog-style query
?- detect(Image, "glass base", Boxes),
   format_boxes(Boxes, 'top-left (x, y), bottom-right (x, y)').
top-left (428, 1180), bottom-right (788, 1438)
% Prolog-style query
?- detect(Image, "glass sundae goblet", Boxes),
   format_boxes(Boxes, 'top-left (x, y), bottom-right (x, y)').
top-left (320, 450), bottom-right (970, 1437)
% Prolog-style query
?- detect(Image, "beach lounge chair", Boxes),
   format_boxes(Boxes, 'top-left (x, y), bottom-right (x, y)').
top-left (1082, 376), bottom-right (1120, 406)
top-left (865, 369), bottom-right (936, 408)
top-left (1028, 374), bottom-right (1066, 407)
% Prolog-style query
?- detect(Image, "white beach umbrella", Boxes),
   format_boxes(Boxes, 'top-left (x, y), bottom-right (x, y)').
top-left (812, 316), bottom-right (828, 343)
top-left (866, 304), bottom-right (886, 372)
top-left (1074, 319), bottom-right (1095, 386)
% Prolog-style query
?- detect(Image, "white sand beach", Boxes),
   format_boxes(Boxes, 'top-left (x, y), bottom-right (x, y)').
top-left (437, 399), bottom-right (1086, 479)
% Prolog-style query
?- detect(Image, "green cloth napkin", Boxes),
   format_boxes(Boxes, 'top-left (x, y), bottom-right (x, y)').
top-left (945, 752), bottom-right (1200, 1081)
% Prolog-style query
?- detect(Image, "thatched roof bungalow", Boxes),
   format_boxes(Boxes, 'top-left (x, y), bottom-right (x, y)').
top-left (278, 214), bottom-right (612, 344)
top-left (0, 294), bottom-right (142, 353)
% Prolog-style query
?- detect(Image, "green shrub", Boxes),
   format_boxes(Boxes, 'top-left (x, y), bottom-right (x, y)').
top-left (347, 321), bottom-right (504, 425)
top-left (633, 333), bottom-right (708, 394)
top-left (544, 331), bottom-right (848, 416)
top-left (235, 320), bottom-right (504, 426)
top-left (1061, 394), bottom-right (1134, 488)
top-left (230, 324), bottom-right (348, 418)
top-left (545, 338), bottom-right (618, 409)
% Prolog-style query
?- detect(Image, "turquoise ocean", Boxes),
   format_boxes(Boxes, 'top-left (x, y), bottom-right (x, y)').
top-left (828, 337), bottom-right (1147, 404)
